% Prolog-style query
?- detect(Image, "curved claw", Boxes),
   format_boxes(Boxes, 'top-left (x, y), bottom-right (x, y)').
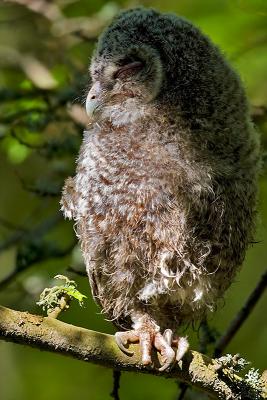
top-left (115, 332), bottom-right (134, 356)
top-left (158, 358), bottom-right (174, 372)
top-left (163, 329), bottom-right (173, 346)
top-left (176, 336), bottom-right (189, 362)
top-left (158, 348), bottom-right (176, 371)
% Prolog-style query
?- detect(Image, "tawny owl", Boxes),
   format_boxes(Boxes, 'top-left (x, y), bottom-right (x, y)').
top-left (60, 8), bottom-right (260, 370)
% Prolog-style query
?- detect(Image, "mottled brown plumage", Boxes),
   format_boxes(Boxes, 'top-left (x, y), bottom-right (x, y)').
top-left (61, 8), bottom-right (260, 369)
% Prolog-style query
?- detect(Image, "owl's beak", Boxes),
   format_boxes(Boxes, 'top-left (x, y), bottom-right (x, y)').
top-left (85, 81), bottom-right (102, 118)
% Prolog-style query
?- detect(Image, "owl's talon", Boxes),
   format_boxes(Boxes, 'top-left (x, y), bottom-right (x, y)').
top-left (115, 332), bottom-right (135, 356)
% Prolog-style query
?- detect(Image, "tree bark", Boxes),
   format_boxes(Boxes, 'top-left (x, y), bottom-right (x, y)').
top-left (0, 305), bottom-right (266, 400)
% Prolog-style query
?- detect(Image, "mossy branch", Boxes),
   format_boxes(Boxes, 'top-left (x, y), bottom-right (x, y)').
top-left (0, 305), bottom-right (266, 400)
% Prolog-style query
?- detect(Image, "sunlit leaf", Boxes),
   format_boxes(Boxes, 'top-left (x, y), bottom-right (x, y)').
top-left (2, 137), bottom-right (31, 164)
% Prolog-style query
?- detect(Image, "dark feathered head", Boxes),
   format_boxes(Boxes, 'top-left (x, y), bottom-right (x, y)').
top-left (86, 7), bottom-right (247, 130)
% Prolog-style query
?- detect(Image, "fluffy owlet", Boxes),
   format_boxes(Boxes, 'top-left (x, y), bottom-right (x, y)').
top-left (61, 8), bottom-right (260, 370)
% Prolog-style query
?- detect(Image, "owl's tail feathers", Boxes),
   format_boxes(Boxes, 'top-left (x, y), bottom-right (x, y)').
top-left (114, 315), bottom-right (189, 371)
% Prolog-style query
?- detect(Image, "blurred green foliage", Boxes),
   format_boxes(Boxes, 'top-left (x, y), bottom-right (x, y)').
top-left (0, 1), bottom-right (266, 400)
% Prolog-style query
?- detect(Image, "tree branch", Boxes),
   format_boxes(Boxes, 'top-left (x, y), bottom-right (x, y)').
top-left (0, 305), bottom-right (266, 400)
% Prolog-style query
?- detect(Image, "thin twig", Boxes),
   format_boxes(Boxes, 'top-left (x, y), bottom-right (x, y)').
top-left (47, 295), bottom-right (70, 319)
top-left (214, 269), bottom-right (267, 357)
top-left (0, 230), bottom-right (26, 252)
top-left (177, 383), bottom-right (188, 400)
top-left (0, 213), bottom-right (61, 253)
top-left (110, 370), bottom-right (121, 400)
top-left (0, 240), bottom-right (76, 291)
top-left (67, 266), bottom-right (87, 277)
top-left (73, 31), bottom-right (97, 42)
top-left (0, 216), bottom-right (27, 232)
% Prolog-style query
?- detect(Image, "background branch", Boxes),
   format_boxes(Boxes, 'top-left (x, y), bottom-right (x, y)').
top-left (0, 241), bottom-right (76, 291)
top-left (178, 270), bottom-right (267, 399)
top-left (214, 270), bottom-right (267, 357)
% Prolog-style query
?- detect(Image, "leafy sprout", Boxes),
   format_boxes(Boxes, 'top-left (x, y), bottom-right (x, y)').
top-left (37, 274), bottom-right (87, 317)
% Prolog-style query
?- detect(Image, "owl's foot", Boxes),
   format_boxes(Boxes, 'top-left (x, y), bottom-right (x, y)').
top-left (115, 315), bottom-right (187, 371)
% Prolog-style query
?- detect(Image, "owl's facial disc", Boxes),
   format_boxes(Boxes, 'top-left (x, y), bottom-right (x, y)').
top-left (86, 59), bottom-right (143, 119)
top-left (86, 47), bottom-right (163, 121)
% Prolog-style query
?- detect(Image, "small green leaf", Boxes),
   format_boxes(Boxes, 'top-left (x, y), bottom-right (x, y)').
top-left (37, 274), bottom-right (87, 315)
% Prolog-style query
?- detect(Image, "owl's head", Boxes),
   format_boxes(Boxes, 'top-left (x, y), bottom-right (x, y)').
top-left (86, 8), bottom-right (246, 129)
top-left (86, 9), bottom-right (164, 123)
